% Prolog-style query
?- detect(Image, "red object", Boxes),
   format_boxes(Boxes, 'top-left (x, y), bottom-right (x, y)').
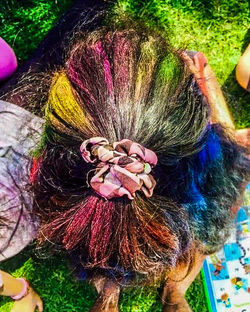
top-left (30, 158), bottom-right (39, 183)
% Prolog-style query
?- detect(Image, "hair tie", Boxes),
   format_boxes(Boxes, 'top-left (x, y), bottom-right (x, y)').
top-left (80, 137), bottom-right (158, 200)
top-left (11, 278), bottom-right (30, 300)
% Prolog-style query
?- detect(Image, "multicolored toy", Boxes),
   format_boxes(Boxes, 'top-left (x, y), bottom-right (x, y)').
top-left (203, 184), bottom-right (250, 312)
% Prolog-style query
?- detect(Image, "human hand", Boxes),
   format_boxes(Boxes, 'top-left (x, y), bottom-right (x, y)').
top-left (180, 50), bottom-right (209, 97)
top-left (235, 128), bottom-right (250, 148)
top-left (11, 287), bottom-right (43, 312)
top-left (180, 50), bottom-right (235, 129)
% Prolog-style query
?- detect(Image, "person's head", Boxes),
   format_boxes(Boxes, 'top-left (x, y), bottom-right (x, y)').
top-left (31, 25), bottom-right (249, 281)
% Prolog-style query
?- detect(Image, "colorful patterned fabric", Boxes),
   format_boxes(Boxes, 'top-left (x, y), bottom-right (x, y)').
top-left (80, 137), bottom-right (158, 199)
top-left (0, 100), bottom-right (43, 261)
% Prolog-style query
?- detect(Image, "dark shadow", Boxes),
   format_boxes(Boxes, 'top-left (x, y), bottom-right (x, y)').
top-left (222, 72), bottom-right (250, 128)
top-left (0, 245), bottom-right (33, 271)
top-left (241, 28), bottom-right (250, 53)
top-left (167, 0), bottom-right (249, 23)
top-left (222, 29), bottom-right (250, 128)
top-left (0, 0), bottom-right (111, 99)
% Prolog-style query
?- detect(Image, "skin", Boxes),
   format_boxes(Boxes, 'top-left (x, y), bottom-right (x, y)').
top-left (90, 276), bottom-right (120, 312)
top-left (180, 51), bottom-right (235, 129)
top-left (0, 270), bottom-right (43, 312)
top-left (161, 247), bottom-right (206, 312)
top-left (181, 51), bottom-right (249, 149)
top-left (160, 51), bottom-right (249, 312)
top-left (236, 44), bottom-right (250, 91)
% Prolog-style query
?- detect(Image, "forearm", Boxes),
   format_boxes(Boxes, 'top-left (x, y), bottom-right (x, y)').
top-left (236, 44), bottom-right (250, 91)
top-left (203, 63), bottom-right (235, 129)
top-left (0, 270), bottom-right (24, 297)
top-left (181, 51), bottom-right (235, 129)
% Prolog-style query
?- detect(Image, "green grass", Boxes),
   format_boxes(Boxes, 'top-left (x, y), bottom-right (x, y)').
top-left (0, 0), bottom-right (74, 61)
top-left (115, 0), bottom-right (250, 128)
top-left (0, 0), bottom-right (249, 311)
top-left (0, 249), bottom-right (207, 312)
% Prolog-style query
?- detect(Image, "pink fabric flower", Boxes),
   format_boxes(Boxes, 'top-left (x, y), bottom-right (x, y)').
top-left (80, 137), bottom-right (158, 199)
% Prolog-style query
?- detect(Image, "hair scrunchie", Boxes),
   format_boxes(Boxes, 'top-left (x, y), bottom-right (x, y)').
top-left (80, 137), bottom-right (158, 200)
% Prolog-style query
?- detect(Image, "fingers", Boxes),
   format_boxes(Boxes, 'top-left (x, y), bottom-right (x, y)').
top-left (10, 289), bottom-right (44, 312)
top-left (11, 302), bottom-right (32, 312)
top-left (179, 51), bottom-right (199, 76)
top-left (193, 52), bottom-right (209, 97)
top-left (179, 50), bottom-right (207, 78)
top-left (33, 290), bottom-right (43, 312)
top-left (180, 50), bottom-right (235, 129)
top-left (235, 128), bottom-right (250, 148)
top-left (37, 298), bottom-right (43, 312)
top-left (179, 50), bottom-right (208, 97)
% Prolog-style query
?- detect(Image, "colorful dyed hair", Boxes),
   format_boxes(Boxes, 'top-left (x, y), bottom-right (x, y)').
top-left (30, 25), bottom-right (249, 281)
